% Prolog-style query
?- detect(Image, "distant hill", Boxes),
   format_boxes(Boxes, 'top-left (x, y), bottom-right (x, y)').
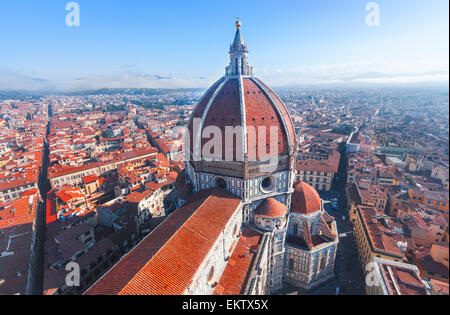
top-left (0, 88), bottom-right (205, 99)
top-left (0, 90), bottom-right (45, 101)
top-left (65, 88), bottom-right (204, 96)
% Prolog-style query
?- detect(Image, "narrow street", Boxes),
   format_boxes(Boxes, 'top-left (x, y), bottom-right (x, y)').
top-left (308, 142), bottom-right (366, 295)
top-left (29, 104), bottom-right (52, 295)
top-left (309, 194), bottom-right (366, 295)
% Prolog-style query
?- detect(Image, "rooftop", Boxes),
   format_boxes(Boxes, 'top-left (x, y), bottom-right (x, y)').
top-left (0, 193), bottom-right (38, 295)
top-left (214, 228), bottom-right (263, 295)
top-left (85, 188), bottom-right (242, 295)
top-left (357, 205), bottom-right (405, 259)
top-left (374, 258), bottom-right (428, 295)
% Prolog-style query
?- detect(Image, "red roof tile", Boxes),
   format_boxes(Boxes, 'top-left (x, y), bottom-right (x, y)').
top-left (82, 174), bottom-right (98, 184)
top-left (254, 198), bottom-right (287, 218)
top-left (291, 181), bottom-right (322, 214)
top-left (187, 77), bottom-right (295, 161)
top-left (214, 228), bottom-right (263, 295)
top-left (85, 188), bottom-right (242, 295)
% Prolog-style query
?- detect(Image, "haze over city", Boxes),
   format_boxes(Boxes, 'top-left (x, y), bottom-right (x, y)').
top-left (0, 0), bottom-right (448, 300)
top-left (0, 0), bottom-right (448, 91)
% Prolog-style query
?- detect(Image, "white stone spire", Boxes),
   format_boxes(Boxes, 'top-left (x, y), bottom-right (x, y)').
top-left (226, 19), bottom-right (253, 76)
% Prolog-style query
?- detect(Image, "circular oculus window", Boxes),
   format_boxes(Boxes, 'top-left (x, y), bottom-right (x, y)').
top-left (215, 177), bottom-right (227, 189)
top-left (260, 176), bottom-right (276, 193)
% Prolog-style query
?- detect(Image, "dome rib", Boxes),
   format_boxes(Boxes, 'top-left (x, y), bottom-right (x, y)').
top-left (187, 76), bottom-right (295, 162)
top-left (193, 77), bottom-right (230, 157)
top-left (238, 76), bottom-right (248, 156)
top-left (252, 77), bottom-right (295, 148)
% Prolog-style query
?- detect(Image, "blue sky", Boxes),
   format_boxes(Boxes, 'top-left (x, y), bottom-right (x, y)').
top-left (0, 0), bottom-right (448, 91)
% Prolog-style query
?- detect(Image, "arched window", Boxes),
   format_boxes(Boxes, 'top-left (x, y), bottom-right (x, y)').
top-left (207, 266), bottom-right (215, 284)
top-left (256, 217), bottom-right (262, 227)
top-left (288, 258), bottom-right (294, 271)
top-left (292, 222), bottom-right (298, 235)
top-left (215, 177), bottom-right (227, 189)
top-left (320, 255), bottom-right (327, 270)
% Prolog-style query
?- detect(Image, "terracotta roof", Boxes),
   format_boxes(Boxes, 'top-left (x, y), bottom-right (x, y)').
top-left (296, 150), bottom-right (340, 173)
top-left (0, 194), bottom-right (37, 295)
top-left (291, 181), bottom-right (322, 214)
top-left (0, 177), bottom-right (36, 192)
top-left (48, 148), bottom-right (157, 179)
top-left (82, 174), bottom-right (98, 184)
top-left (187, 76), bottom-right (295, 161)
top-left (125, 189), bottom-right (154, 203)
top-left (377, 260), bottom-right (428, 295)
top-left (85, 188), bottom-right (242, 295)
top-left (357, 206), bottom-right (405, 258)
top-left (254, 198), bottom-right (287, 218)
top-left (214, 228), bottom-right (263, 295)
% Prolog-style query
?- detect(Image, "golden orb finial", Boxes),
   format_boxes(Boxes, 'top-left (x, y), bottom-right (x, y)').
top-left (235, 17), bottom-right (241, 28)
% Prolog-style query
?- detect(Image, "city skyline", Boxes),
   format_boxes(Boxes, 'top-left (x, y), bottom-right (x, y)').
top-left (0, 10), bottom-right (448, 297)
top-left (0, 0), bottom-right (449, 92)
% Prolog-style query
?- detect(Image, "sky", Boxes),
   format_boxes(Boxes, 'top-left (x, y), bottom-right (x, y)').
top-left (0, 0), bottom-right (448, 91)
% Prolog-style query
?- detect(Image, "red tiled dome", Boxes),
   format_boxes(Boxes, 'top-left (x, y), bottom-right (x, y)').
top-left (291, 181), bottom-right (322, 214)
top-left (254, 198), bottom-right (287, 218)
top-left (187, 76), bottom-right (295, 161)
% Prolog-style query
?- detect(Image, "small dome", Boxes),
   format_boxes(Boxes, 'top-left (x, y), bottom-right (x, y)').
top-left (254, 198), bottom-right (287, 218)
top-left (291, 181), bottom-right (321, 214)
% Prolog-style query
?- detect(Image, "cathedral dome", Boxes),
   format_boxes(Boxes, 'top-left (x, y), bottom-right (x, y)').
top-left (187, 22), bottom-right (295, 162)
top-left (254, 198), bottom-right (288, 218)
top-left (291, 181), bottom-right (322, 214)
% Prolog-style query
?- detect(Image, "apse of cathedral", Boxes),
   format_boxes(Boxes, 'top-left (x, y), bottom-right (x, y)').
top-left (85, 21), bottom-right (338, 296)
